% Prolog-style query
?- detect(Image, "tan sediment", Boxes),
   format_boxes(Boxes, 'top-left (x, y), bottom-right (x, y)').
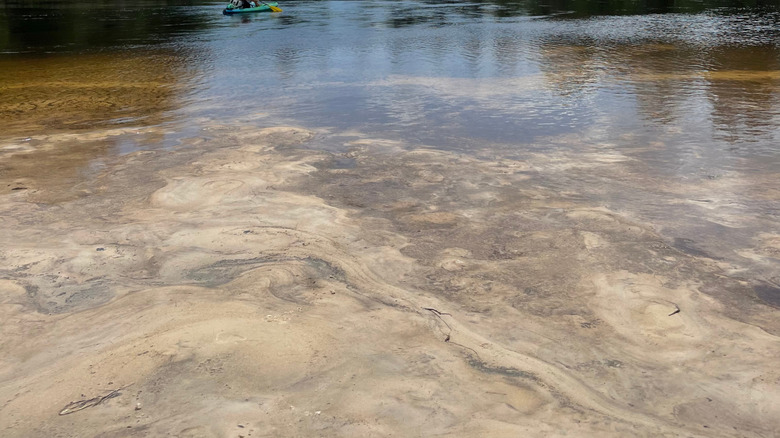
top-left (0, 52), bottom-right (188, 138)
top-left (0, 124), bottom-right (778, 437)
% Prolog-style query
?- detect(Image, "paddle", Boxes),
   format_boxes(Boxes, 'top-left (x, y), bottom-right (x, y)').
top-left (259, 1), bottom-right (282, 12)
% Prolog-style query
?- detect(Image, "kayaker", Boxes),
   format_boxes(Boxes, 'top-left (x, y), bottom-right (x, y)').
top-left (229, 0), bottom-right (252, 8)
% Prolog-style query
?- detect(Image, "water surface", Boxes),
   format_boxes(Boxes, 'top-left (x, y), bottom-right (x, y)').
top-left (1, 5), bottom-right (780, 435)
top-left (2, 0), bottom-right (780, 289)
top-left (3, 1), bottom-right (779, 149)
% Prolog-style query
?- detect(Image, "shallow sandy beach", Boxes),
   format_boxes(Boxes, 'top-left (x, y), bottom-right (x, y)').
top-left (0, 122), bottom-right (778, 437)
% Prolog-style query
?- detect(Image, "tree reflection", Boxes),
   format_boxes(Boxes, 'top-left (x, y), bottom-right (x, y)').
top-left (534, 34), bottom-right (780, 144)
top-left (536, 40), bottom-right (603, 97)
top-left (705, 45), bottom-right (780, 143)
top-left (486, 0), bottom-right (780, 17)
top-left (0, 0), bottom-right (213, 53)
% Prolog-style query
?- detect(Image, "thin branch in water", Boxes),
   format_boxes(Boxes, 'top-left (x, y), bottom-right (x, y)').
top-left (422, 307), bottom-right (452, 340)
top-left (59, 383), bottom-right (133, 415)
top-left (422, 307), bottom-right (451, 316)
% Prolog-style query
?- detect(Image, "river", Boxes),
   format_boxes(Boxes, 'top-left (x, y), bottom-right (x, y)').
top-left (1, 1), bottom-right (779, 436)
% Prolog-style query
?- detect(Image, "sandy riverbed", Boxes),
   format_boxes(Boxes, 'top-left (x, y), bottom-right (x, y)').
top-left (0, 123), bottom-right (778, 437)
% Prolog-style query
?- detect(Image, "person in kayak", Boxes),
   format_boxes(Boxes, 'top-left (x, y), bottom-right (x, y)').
top-left (230, 0), bottom-right (254, 9)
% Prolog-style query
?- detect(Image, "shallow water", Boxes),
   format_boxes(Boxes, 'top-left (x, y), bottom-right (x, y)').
top-left (1, 3), bottom-right (780, 436)
top-left (3, 0), bottom-right (780, 278)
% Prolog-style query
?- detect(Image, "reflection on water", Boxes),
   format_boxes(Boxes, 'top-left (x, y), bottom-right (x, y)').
top-left (0, 0), bottom-right (215, 53)
top-left (489, 0), bottom-right (780, 17)
top-left (192, 2), bottom-right (780, 148)
top-left (2, 2), bottom-right (779, 150)
top-left (1, 1), bottom-right (778, 158)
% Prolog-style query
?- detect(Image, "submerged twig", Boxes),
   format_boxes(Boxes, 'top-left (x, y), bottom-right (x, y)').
top-left (449, 341), bottom-right (481, 362)
top-left (668, 304), bottom-right (681, 316)
top-left (421, 307), bottom-right (451, 316)
top-left (422, 307), bottom-right (452, 341)
top-left (59, 383), bottom-right (133, 415)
